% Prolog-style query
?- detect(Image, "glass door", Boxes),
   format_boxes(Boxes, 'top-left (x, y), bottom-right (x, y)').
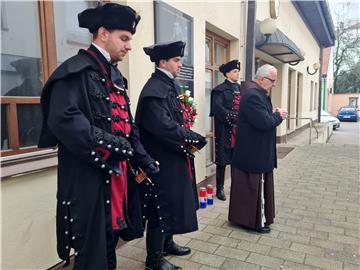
top-left (205, 31), bottom-right (230, 176)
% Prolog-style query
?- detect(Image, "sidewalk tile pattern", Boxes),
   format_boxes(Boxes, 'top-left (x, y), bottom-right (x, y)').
top-left (110, 124), bottom-right (359, 270)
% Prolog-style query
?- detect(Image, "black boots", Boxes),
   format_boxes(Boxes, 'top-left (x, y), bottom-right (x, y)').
top-left (216, 188), bottom-right (226, 201)
top-left (216, 165), bottom-right (226, 201)
top-left (163, 235), bottom-right (191, 256)
top-left (257, 226), bottom-right (271, 233)
top-left (145, 227), bottom-right (182, 270)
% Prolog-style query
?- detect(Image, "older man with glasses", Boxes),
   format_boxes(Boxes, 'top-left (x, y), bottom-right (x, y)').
top-left (228, 64), bottom-right (287, 234)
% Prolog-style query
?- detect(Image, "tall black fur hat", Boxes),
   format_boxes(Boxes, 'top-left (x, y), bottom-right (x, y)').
top-left (78, 3), bottom-right (141, 34)
top-left (143, 41), bottom-right (186, 62)
top-left (219, 59), bottom-right (240, 76)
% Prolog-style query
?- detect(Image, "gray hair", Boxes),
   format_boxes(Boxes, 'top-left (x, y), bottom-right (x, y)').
top-left (255, 64), bottom-right (276, 79)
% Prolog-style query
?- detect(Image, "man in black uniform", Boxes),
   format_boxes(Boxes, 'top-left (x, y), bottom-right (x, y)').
top-left (136, 41), bottom-right (206, 270)
top-left (210, 59), bottom-right (241, 200)
top-left (38, 3), bottom-right (159, 269)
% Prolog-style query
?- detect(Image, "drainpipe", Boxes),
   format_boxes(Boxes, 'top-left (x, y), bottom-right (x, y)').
top-left (245, 0), bottom-right (256, 81)
top-left (317, 49), bottom-right (323, 122)
top-left (321, 76), bottom-right (326, 110)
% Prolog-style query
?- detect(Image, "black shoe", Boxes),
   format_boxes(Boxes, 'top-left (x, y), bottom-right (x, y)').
top-left (163, 240), bottom-right (191, 256)
top-left (256, 226), bottom-right (271, 233)
top-left (145, 253), bottom-right (182, 270)
top-left (145, 228), bottom-right (182, 270)
top-left (216, 188), bottom-right (226, 201)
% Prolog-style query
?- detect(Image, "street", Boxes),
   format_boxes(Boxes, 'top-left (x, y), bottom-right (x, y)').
top-left (115, 122), bottom-right (359, 270)
top-left (329, 122), bottom-right (360, 146)
top-left (54, 122), bottom-right (360, 270)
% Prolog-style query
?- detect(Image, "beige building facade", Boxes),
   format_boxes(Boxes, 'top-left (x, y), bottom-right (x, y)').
top-left (256, 1), bottom-right (323, 139)
top-left (1, 1), bottom-right (334, 268)
top-left (328, 93), bottom-right (360, 116)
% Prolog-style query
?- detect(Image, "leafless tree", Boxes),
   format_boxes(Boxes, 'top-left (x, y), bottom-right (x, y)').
top-left (332, 2), bottom-right (360, 93)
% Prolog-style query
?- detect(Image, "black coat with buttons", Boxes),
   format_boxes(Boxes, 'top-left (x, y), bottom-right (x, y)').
top-left (135, 69), bottom-right (200, 235)
top-left (38, 47), bottom-right (151, 269)
top-left (210, 79), bottom-right (241, 166)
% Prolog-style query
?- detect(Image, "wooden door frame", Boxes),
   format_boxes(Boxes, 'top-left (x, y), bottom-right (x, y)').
top-left (205, 30), bottom-right (230, 165)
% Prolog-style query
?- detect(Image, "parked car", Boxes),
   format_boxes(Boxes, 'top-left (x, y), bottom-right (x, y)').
top-left (320, 110), bottom-right (340, 130)
top-left (336, 107), bottom-right (358, 122)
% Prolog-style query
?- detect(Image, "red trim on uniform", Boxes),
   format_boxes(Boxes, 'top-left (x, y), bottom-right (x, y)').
top-left (111, 161), bottom-right (128, 229)
top-left (87, 49), bottom-right (112, 88)
top-left (86, 48), bottom-right (132, 230)
top-left (109, 91), bottom-right (131, 230)
top-left (95, 147), bottom-right (111, 161)
top-left (179, 102), bottom-right (194, 182)
top-left (110, 92), bottom-right (131, 136)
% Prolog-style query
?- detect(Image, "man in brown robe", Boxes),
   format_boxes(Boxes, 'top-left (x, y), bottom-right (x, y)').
top-left (229, 64), bottom-right (287, 233)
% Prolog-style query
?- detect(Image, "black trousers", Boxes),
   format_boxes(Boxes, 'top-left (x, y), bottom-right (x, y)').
top-left (216, 165), bottom-right (226, 189)
top-left (216, 149), bottom-right (234, 189)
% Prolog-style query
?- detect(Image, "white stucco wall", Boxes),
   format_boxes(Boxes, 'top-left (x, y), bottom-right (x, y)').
top-left (256, 1), bottom-right (322, 136)
top-left (1, 168), bottom-right (58, 269)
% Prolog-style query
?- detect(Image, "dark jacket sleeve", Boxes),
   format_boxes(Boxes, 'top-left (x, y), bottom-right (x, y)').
top-left (241, 93), bottom-right (283, 131)
top-left (211, 91), bottom-right (232, 122)
top-left (139, 97), bottom-right (202, 157)
top-left (128, 121), bottom-right (155, 169)
top-left (47, 78), bottom-right (132, 173)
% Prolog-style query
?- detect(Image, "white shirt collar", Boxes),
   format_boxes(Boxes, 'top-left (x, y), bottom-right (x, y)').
top-left (92, 42), bottom-right (111, 63)
top-left (156, 67), bottom-right (175, 79)
top-left (226, 78), bottom-right (239, 84)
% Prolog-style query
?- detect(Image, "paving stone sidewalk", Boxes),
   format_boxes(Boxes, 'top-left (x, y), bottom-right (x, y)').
top-left (117, 124), bottom-right (359, 270)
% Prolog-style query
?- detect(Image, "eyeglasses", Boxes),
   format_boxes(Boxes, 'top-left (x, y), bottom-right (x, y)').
top-left (263, 77), bottom-right (276, 83)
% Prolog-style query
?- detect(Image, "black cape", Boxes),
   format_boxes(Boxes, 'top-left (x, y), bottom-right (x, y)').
top-left (210, 79), bottom-right (240, 165)
top-left (38, 47), bottom-right (150, 269)
top-left (135, 69), bottom-right (200, 235)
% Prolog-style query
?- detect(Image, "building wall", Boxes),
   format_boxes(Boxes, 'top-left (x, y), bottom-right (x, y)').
top-left (322, 48), bottom-right (334, 112)
top-left (2, 168), bottom-right (58, 269)
top-left (256, 1), bottom-right (321, 136)
top-left (329, 93), bottom-right (360, 116)
top-left (327, 90), bottom-right (333, 113)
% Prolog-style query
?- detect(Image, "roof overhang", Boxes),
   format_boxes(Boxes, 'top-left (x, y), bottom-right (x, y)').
top-left (292, 0), bottom-right (335, 48)
top-left (255, 21), bottom-right (304, 64)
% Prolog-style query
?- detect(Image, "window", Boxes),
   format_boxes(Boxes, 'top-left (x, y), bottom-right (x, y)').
top-left (53, 1), bottom-right (94, 65)
top-left (310, 81), bottom-right (314, 111)
top-left (314, 82), bottom-right (318, 111)
top-left (296, 73), bottom-right (303, 127)
top-left (1, 1), bottom-right (91, 160)
top-left (1, 1), bottom-right (46, 156)
top-left (349, 97), bottom-right (358, 108)
top-left (205, 31), bottom-right (229, 169)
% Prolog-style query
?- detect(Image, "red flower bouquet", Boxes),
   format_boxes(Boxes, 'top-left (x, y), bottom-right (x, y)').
top-left (178, 88), bottom-right (197, 127)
